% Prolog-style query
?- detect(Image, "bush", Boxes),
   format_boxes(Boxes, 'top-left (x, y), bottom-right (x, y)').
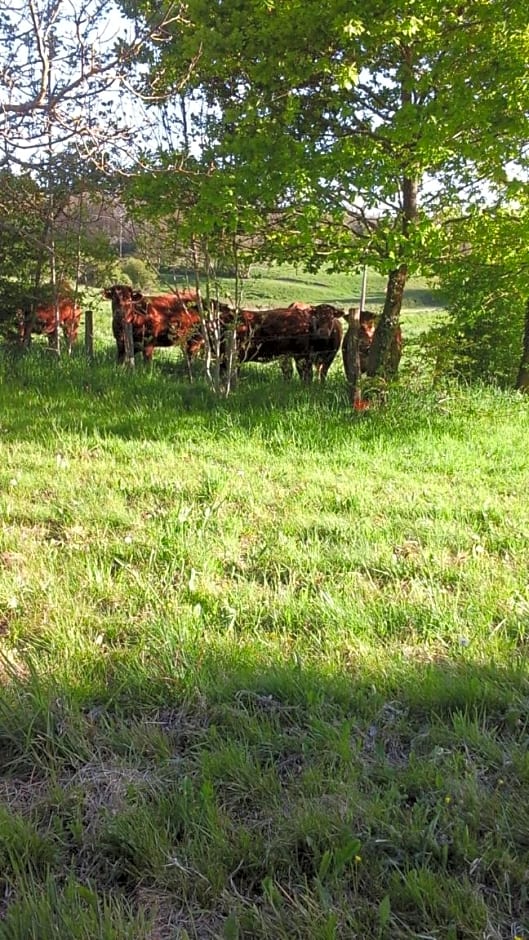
top-left (421, 245), bottom-right (526, 387)
top-left (117, 258), bottom-right (155, 290)
top-left (421, 301), bottom-right (525, 386)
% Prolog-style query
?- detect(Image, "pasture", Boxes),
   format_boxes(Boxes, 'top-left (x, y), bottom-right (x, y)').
top-left (0, 271), bottom-right (528, 939)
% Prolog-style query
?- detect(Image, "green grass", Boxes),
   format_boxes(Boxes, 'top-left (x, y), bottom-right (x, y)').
top-left (0, 270), bottom-right (527, 939)
top-left (166, 260), bottom-right (443, 312)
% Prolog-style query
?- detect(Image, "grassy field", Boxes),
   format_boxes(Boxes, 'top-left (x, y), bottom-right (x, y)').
top-left (158, 261), bottom-right (442, 314)
top-left (0, 270), bottom-right (528, 939)
top-left (214, 262), bottom-right (440, 313)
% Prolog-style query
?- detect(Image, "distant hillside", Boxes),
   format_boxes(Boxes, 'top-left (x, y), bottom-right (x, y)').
top-left (211, 262), bottom-right (444, 312)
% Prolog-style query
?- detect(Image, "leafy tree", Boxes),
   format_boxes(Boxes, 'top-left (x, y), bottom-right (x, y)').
top-left (118, 0), bottom-right (529, 379)
top-left (0, 0), bottom-right (184, 350)
top-left (121, 96), bottom-right (261, 393)
top-left (0, 169), bottom-right (46, 319)
top-left (422, 203), bottom-right (529, 387)
top-left (0, 169), bottom-right (73, 341)
top-left (0, 161), bottom-right (117, 345)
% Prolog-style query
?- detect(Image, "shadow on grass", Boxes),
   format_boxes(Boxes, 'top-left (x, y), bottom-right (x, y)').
top-left (0, 344), bottom-right (498, 453)
top-left (0, 640), bottom-right (527, 938)
top-left (402, 287), bottom-right (446, 309)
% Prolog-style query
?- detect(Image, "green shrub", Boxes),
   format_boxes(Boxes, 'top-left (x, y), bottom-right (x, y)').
top-left (422, 300), bottom-right (524, 386)
top-left (421, 264), bottom-right (525, 386)
top-left (117, 257), bottom-right (155, 290)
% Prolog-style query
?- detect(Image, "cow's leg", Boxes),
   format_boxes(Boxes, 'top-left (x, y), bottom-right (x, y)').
top-left (279, 356), bottom-right (294, 380)
top-left (63, 325), bottom-right (74, 356)
top-left (295, 357), bottom-right (313, 383)
top-left (143, 345), bottom-right (154, 364)
top-left (185, 349), bottom-right (194, 382)
top-left (317, 356), bottom-right (332, 383)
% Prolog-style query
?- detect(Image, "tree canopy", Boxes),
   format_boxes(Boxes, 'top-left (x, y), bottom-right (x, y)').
top-left (2, 0), bottom-right (529, 383)
top-left (117, 0), bottom-right (529, 375)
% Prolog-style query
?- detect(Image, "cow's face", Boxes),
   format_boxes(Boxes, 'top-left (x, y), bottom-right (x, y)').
top-left (103, 285), bottom-right (142, 322)
top-left (310, 305), bottom-right (342, 339)
top-left (313, 304), bottom-right (343, 318)
top-left (359, 311), bottom-right (377, 341)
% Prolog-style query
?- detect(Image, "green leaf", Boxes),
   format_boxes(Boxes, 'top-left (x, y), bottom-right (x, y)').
top-left (379, 894), bottom-right (391, 929)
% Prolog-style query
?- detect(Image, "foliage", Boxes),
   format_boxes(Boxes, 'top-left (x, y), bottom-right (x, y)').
top-left (0, 170), bottom-right (46, 324)
top-left (117, 0), bottom-right (529, 380)
top-left (121, 0), bottom-right (529, 269)
top-left (422, 205), bottom-right (529, 385)
top-left (0, 169), bottom-right (117, 331)
top-left (117, 257), bottom-right (155, 290)
top-left (423, 292), bottom-right (525, 387)
top-left (122, 145), bottom-right (260, 292)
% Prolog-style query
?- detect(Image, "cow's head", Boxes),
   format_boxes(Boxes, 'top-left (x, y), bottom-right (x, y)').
top-left (310, 304), bottom-right (344, 339)
top-left (359, 310), bottom-right (378, 340)
top-left (103, 285), bottom-right (143, 321)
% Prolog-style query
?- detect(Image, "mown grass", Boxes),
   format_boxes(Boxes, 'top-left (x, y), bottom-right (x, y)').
top-left (0, 278), bottom-right (528, 939)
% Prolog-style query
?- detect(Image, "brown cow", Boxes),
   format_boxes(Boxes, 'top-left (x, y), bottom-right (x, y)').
top-left (285, 301), bottom-right (345, 382)
top-left (18, 298), bottom-right (82, 349)
top-left (218, 302), bottom-right (344, 383)
top-left (358, 310), bottom-right (378, 373)
top-left (103, 284), bottom-right (144, 363)
top-left (342, 309), bottom-right (403, 392)
top-left (103, 284), bottom-right (203, 376)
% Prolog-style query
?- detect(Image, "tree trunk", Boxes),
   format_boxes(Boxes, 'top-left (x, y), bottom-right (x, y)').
top-left (21, 309), bottom-right (35, 348)
top-left (367, 264), bottom-right (407, 377)
top-left (85, 308), bottom-right (94, 362)
top-left (515, 297), bottom-right (529, 392)
top-left (365, 78), bottom-right (417, 378)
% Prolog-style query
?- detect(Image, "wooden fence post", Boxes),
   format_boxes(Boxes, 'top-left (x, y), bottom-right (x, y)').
top-left (342, 307), bottom-right (363, 409)
top-left (360, 265), bottom-right (368, 312)
top-left (123, 321), bottom-right (135, 368)
top-left (84, 308), bottom-right (94, 362)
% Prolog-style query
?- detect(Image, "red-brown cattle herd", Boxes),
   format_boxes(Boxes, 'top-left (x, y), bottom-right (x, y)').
top-left (12, 282), bottom-right (401, 387)
top-left (101, 284), bottom-right (395, 383)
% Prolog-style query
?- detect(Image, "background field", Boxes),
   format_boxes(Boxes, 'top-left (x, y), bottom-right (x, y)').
top-left (0, 267), bottom-right (527, 940)
top-left (214, 262), bottom-right (441, 311)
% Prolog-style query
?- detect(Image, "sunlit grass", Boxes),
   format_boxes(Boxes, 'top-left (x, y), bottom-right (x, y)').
top-left (0, 282), bottom-right (528, 938)
top-left (216, 261), bottom-right (442, 312)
